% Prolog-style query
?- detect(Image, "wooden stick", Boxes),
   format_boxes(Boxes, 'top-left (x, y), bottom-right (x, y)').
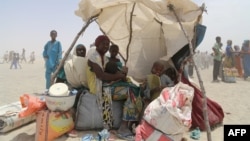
top-left (124, 3), bottom-right (136, 65)
top-left (168, 4), bottom-right (212, 141)
top-left (50, 15), bottom-right (98, 86)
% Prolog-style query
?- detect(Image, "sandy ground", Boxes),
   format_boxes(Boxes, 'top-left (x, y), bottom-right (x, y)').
top-left (0, 58), bottom-right (250, 141)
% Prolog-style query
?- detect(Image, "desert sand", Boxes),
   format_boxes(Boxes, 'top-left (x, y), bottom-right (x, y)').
top-left (0, 58), bottom-right (250, 141)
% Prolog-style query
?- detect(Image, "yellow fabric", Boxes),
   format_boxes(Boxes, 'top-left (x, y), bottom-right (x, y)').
top-left (86, 66), bottom-right (97, 94)
top-left (87, 50), bottom-right (109, 95)
top-left (147, 74), bottom-right (161, 100)
top-left (147, 74), bottom-right (161, 89)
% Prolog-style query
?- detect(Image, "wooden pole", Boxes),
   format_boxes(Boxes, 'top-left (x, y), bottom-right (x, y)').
top-left (168, 4), bottom-right (212, 141)
top-left (50, 16), bottom-right (98, 86)
top-left (124, 3), bottom-right (136, 65)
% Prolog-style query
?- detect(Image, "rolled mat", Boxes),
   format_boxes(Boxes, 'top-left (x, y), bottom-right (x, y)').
top-left (0, 101), bottom-right (36, 133)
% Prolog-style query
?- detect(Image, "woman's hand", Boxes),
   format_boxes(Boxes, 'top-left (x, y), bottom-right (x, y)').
top-left (116, 71), bottom-right (127, 81)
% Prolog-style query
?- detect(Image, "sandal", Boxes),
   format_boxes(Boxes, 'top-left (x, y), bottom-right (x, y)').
top-left (67, 129), bottom-right (78, 138)
top-left (190, 127), bottom-right (201, 140)
top-left (81, 134), bottom-right (94, 141)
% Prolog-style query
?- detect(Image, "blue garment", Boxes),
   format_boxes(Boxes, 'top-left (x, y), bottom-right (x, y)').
top-left (160, 74), bottom-right (174, 87)
top-left (226, 45), bottom-right (232, 57)
top-left (43, 40), bottom-right (62, 89)
top-left (242, 45), bottom-right (250, 77)
top-left (10, 54), bottom-right (18, 69)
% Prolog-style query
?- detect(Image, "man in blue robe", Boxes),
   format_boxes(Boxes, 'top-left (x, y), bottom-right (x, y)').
top-left (43, 30), bottom-right (62, 89)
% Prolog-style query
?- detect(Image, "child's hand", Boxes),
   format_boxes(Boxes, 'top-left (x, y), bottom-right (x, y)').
top-left (121, 76), bottom-right (127, 82)
top-left (150, 86), bottom-right (162, 94)
top-left (121, 66), bottom-right (128, 74)
top-left (140, 80), bottom-right (147, 89)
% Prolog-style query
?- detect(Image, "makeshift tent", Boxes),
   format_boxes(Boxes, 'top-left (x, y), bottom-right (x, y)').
top-left (50, 1), bottom-right (223, 141)
top-left (75, 0), bottom-right (203, 80)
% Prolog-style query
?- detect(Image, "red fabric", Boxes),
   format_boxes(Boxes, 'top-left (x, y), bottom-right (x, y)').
top-left (234, 55), bottom-right (243, 77)
top-left (95, 35), bottom-right (110, 47)
top-left (135, 120), bottom-right (173, 141)
top-left (181, 77), bottom-right (224, 131)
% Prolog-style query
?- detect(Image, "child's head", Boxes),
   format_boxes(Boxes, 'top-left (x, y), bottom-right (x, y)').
top-left (109, 44), bottom-right (119, 58)
top-left (105, 61), bottom-right (119, 74)
top-left (151, 60), bottom-right (165, 76)
top-left (234, 45), bottom-right (240, 51)
top-left (76, 44), bottom-right (86, 57)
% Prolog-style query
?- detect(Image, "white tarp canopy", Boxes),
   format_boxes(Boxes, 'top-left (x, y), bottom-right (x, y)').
top-left (75, 0), bottom-right (203, 79)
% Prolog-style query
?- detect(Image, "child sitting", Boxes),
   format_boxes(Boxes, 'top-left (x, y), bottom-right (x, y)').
top-left (143, 60), bottom-right (175, 101)
top-left (104, 44), bottom-right (127, 83)
top-left (108, 44), bottom-right (123, 70)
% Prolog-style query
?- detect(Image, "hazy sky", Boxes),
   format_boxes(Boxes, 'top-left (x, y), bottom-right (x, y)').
top-left (1, 0), bottom-right (250, 58)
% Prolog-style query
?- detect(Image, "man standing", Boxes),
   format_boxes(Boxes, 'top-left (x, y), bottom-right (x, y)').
top-left (212, 36), bottom-right (223, 82)
top-left (43, 30), bottom-right (62, 90)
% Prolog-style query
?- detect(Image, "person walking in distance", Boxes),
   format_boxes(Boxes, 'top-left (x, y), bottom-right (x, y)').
top-left (29, 51), bottom-right (35, 64)
top-left (43, 30), bottom-right (62, 90)
top-left (20, 48), bottom-right (27, 63)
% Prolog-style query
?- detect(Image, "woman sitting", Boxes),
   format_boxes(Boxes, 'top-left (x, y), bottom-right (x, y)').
top-left (87, 35), bottom-right (142, 140)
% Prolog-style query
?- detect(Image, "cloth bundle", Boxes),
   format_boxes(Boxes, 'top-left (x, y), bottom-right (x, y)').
top-left (64, 55), bottom-right (88, 88)
top-left (136, 82), bottom-right (194, 141)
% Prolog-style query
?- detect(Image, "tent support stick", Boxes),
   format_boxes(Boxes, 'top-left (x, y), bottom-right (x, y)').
top-left (50, 16), bottom-right (97, 86)
top-left (168, 4), bottom-right (212, 141)
top-left (125, 3), bottom-right (136, 65)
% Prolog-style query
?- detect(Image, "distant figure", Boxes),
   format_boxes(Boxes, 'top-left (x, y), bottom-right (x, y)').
top-left (194, 50), bottom-right (202, 69)
top-left (8, 51), bottom-right (14, 63)
top-left (2, 51), bottom-right (8, 63)
top-left (223, 40), bottom-right (234, 68)
top-left (29, 51), bottom-right (35, 64)
top-left (233, 45), bottom-right (243, 77)
top-left (43, 30), bottom-right (62, 90)
top-left (241, 40), bottom-right (250, 80)
top-left (20, 48), bottom-right (27, 63)
top-left (204, 51), bottom-right (210, 69)
top-left (212, 36), bottom-right (223, 82)
top-left (10, 52), bottom-right (17, 69)
top-left (16, 53), bottom-right (22, 69)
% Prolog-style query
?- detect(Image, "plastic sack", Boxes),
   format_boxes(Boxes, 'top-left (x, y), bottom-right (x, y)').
top-left (0, 101), bottom-right (36, 133)
top-left (75, 90), bottom-right (123, 130)
top-left (143, 82), bottom-right (194, 141)
top-left (18, 94), bottom-right (46, 118)
top-left (136, 120), bottom-right (173, 141)
top-left (35, 110), bottom-right (74, 141)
